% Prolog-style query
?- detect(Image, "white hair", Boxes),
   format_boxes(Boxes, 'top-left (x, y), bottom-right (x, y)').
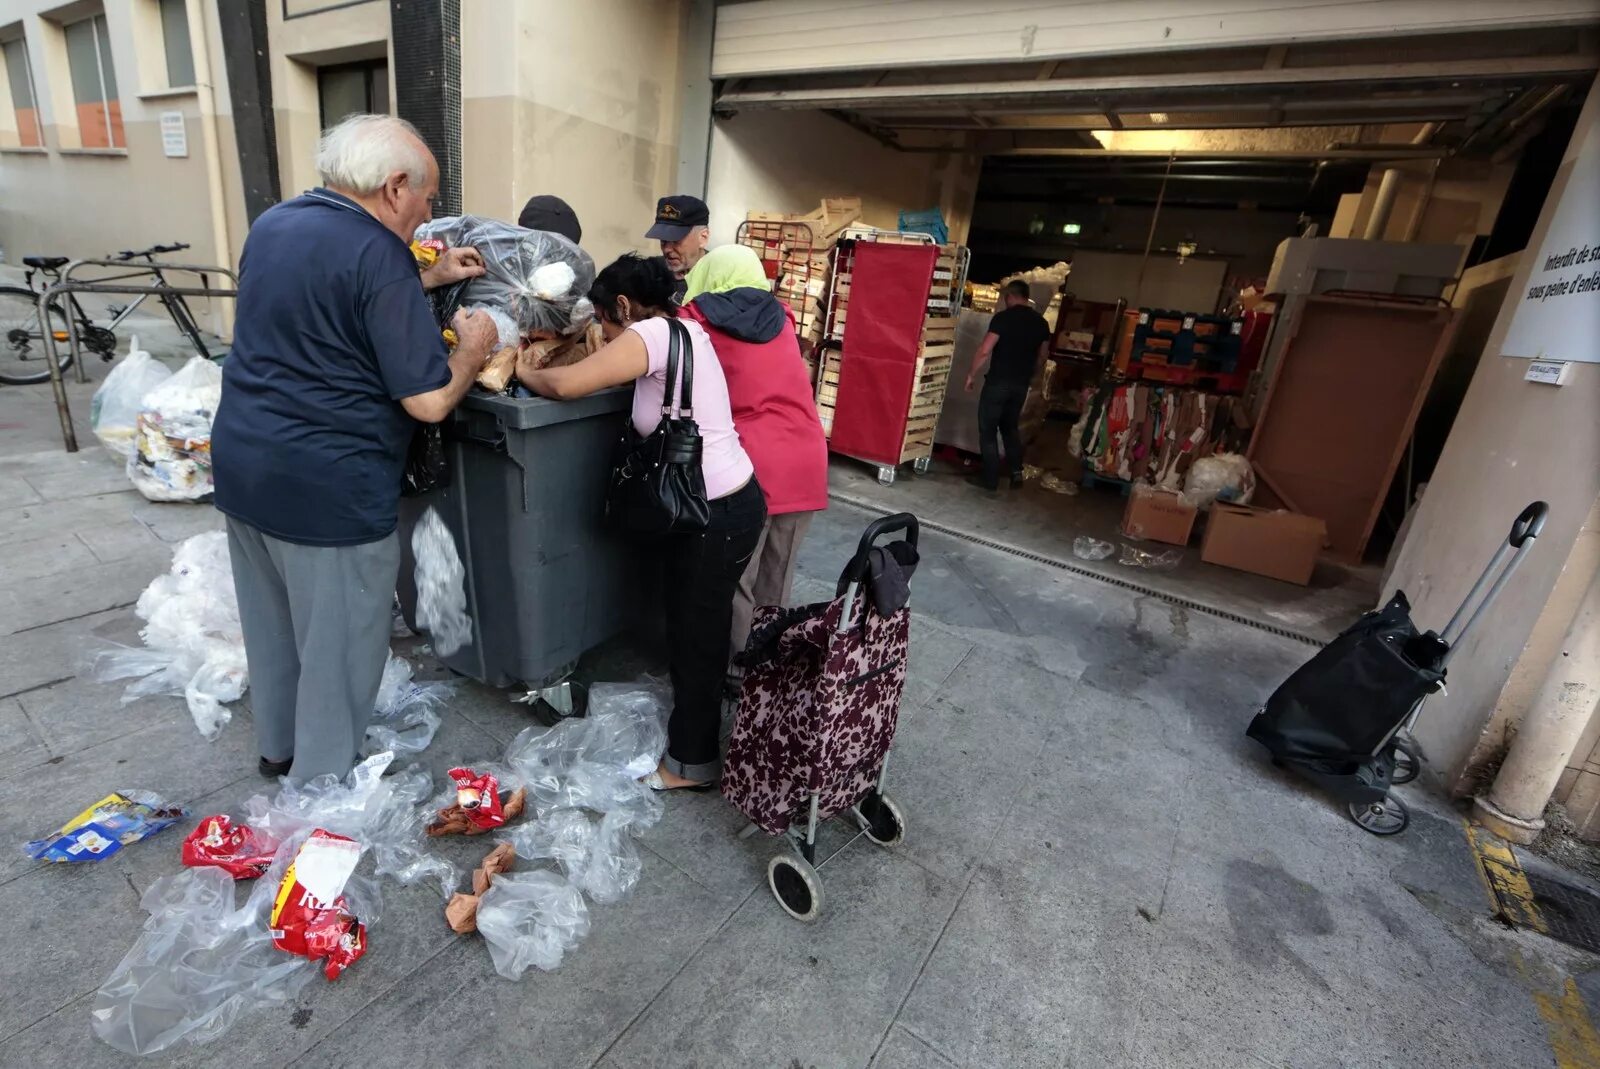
top-left (315, 114), bottom-right (431, 195)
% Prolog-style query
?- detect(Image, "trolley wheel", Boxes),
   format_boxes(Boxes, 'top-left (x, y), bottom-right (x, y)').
top-left (912, 456), bottom-right (932, 475)
top-left (767, 854), bottom-right (824, 922)
top-left (854, 792), bottom-right (906, 847)
top-left (876, 466), bottom-right (897, 486)
top-left (1348, 795), bottom-right (1409, 837)
top-left (1389, 739), bottom-right (1420, 786)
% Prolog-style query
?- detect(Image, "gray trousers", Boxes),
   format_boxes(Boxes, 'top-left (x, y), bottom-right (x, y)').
top-left (729, 510), bottom-right (817, 661)
top-left (225, 516), bottom-right (400, 782)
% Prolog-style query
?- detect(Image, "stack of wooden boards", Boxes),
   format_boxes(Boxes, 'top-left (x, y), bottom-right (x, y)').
top-left (740, 197), bottom-right (862, 354)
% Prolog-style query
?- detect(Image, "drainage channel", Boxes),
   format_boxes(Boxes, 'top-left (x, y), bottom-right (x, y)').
top-left (829, 491), bottom-right (1325, 649)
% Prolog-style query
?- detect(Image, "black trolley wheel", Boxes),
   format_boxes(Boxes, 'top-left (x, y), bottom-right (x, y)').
top-left (854, 792), bottom-right (906, 847)
top-left (767, 853), bottom-right (824, 922)
top-left (1348, 795), bottom-right (1410, 836)
top-left (1389, 739), bottom-right (1420, 786)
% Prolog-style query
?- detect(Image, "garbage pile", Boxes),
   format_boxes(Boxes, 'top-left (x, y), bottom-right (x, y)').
top-left (90, 336), bottom-right (171, 457)
top-left (71, 679), bottom-right (671, 1054)
top-left (91, 531), bottom-right (462, 746)
top-left (126, 355), bottom-right (224, 502)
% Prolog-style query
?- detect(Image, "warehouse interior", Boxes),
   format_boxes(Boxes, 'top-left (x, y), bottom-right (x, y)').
top-left (708, 24), bottom-right (1598, 642)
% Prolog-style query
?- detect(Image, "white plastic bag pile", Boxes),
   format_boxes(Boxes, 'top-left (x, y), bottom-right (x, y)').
top-left (91, 753), bottom-right (456, 1057)
top-left (90, 336), bottom-right (173, 457)
top-left (471, 679), bottom-right (671, 980)
top-left (367, 652), bottom-right (453, 759)
top-left (127, 355), bottom-right (224, 502)
top-left (92, 531), bottom-right (246, 739)
top-left (1181, 452), bottom-right (1255, 511)
top-left (412, 506), bottom-right (472, 657)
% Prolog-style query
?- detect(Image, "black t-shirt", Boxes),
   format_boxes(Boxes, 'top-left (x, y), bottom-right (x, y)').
top-left (212, 189), bottom-right (450, 546)
top-left (984, 304), bottom-right (1051, 384)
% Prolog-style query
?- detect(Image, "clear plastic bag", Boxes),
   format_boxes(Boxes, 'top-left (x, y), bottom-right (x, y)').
top-left (1182, 452), bottom-right (1256, 511)
top-left (500, 810), bottom-right (642, 905)
top-left (411, 507), bottom-right (471, 657)
top-left (474, 871), bottom-right (591, 979)
top-left (91, 336), bottom-right (172, 457)
top-left (368, 654), bottom-right (450, 759)
top-left (1072, 536), bottom-right (1115, 561)
top-left (415, 216), bottom-right (595, 337)
top-left (127, 355), bottom-right (223, 502)
top-left (1118, 544), bottom-right (1183, 571)
top-left (464, 303), bottom-right (520, 350)
top-left (90, 531), bottom-right (247, 740)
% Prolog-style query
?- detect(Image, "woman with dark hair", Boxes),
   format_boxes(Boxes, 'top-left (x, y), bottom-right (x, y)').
top-left (517, 253), bottom-right (764, 791)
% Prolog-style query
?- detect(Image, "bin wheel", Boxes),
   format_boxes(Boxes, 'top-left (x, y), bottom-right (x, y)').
top-left (1389, 739), bottom-right (1420, 786)
top-left (854, 792), bottom-right (906, 847)
top-left (768, 854), bottom-right (824, 922)
top-left (877, 466), bottom-right (897, 486)
top-left (912, 456), bottom-right (932, 475)
top-left (1348, 796), bottom-right (1409, 837)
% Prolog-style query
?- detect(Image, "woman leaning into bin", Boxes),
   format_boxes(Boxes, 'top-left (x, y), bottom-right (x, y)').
top-left (516, 253), bottom-right (764, 791)
top-left (680, 245), bottom-right (829, 682)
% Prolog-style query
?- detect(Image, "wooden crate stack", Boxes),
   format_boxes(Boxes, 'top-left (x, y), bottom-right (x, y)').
top-left (741, 197), bottom-right (862, 353)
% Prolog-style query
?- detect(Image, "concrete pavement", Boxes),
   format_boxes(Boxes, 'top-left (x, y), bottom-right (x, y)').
top-left (0, 333), bottom-right (1595, 1067)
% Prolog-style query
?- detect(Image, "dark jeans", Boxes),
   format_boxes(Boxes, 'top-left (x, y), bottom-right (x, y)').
top-left (978, 379), bottom-right (1028, 489)
top-left (660, 478), bottom-right (767, 781)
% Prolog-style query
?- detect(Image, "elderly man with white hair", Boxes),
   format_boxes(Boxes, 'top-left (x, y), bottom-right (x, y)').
top-left (212, 113), bottom-right (497, 783)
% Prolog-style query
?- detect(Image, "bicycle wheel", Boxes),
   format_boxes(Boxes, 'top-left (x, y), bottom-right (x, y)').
top-left (0, 286), bottom-right (73, 386)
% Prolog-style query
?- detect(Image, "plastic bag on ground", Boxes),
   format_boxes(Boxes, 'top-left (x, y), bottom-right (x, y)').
top-left (127, 355), bottom-right (223, 501)
top-left (1072, 536), bottom-right (1115, 562)
top-left (1119, 544), bottom-right (1183, 571)
top-left (412, 507), bottom-right (472, 657)
top-left (1040, 472), bottom-right (1078, 496)
top-left (475, 871), bottom-right (591, 979)
top-left (91, 336), bottom-right (172, 457)
top-left (415, 216), bottom-right (595, 337)
top-left (500, 810), bottom-right (641, 905)
top-left (1182, 452), bottom-right (1256, 511)
top-left (367, 653), bottom-right (451, 759)
top-left (91, 531), bottom-right (247, 739)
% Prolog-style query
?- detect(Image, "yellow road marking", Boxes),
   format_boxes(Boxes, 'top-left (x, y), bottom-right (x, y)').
top-left (1464, 820), bottom-right (1600, 1068)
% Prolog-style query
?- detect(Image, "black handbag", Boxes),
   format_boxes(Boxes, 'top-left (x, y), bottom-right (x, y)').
top-left (606, 318), bottom-right (711, 536)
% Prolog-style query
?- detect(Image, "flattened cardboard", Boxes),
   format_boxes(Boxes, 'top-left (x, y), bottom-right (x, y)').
top-left (1201, 503), bottom-right (1326, 585)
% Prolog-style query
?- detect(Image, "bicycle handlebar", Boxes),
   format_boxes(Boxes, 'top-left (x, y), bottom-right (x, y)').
top-left (112, 242), bottom-right (192, 261)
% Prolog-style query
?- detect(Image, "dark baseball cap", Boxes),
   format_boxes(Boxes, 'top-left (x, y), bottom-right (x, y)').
top-left (646, 195), bottom-right (710, 241)
top-left (517, 195), bottom-right (582, 244)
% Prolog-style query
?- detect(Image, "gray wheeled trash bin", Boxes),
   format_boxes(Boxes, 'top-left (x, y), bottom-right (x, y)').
top-left (399, 388), bottom-right (637, 687)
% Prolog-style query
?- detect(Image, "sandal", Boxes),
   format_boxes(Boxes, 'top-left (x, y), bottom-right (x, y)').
top-left (641, 770), bottom-right (718, 793)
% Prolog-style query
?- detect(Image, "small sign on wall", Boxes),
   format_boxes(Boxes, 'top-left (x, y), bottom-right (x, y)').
top-left (160, 112), bottom-right (187, 158)
top-left (1525, 360), bottom-right (1571, 386)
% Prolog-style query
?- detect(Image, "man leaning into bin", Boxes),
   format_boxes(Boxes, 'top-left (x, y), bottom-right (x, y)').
top-left (212, 114), bottom-right (499, 783)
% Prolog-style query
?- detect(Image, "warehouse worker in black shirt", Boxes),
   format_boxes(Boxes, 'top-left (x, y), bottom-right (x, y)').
top-left (966, 279), bottom-right (1052, 491)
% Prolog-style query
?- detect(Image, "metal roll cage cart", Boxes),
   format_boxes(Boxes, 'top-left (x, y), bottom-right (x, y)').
top-left (34, 257), bottom-right (238, 452)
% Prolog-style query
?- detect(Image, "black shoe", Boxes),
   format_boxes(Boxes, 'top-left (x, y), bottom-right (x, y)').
top-left (259, 755), bottom-right (292, 778)
top-left (1010, 473), bottom-right (1025, 489)
top-left (965, 475), bottom-right (999, 493)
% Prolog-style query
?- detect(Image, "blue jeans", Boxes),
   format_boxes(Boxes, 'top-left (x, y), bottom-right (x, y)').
top-left (978, 380), bottom-right (1028, 489)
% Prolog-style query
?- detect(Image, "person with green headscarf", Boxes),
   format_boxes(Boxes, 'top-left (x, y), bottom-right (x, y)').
top-left (681, 245), bottom-right (830, 674)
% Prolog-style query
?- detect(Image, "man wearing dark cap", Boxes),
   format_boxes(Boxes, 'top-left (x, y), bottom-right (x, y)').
top-left (646, 194), bottom-right (711, 287)
top-left (517, 194), bottom-right (582, 244)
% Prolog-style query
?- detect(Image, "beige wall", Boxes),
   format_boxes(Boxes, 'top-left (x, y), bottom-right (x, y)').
top-left (0, 0), bottom-right (241, 333)
top-left (1340, 158), bottom-right (1515, 247)
top-left (461, 0), bottom-right (684, 268)
top-left (1385, 76), bottom-right (1600, 791)
top-left (705, 109), bottom-right (943, 245)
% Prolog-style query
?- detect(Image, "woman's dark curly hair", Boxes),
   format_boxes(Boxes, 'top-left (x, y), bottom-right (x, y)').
top-left (589, 252), bottom-right (678, 324)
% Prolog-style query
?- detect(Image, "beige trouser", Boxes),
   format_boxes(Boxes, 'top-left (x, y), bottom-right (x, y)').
top-left (729, 510), bottom-right (817, 663)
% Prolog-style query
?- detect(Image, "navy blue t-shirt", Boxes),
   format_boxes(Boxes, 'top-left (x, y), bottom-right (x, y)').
top-left (213, 189), bottom-right (449, 546)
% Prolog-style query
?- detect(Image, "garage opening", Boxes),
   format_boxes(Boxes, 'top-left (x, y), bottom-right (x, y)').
top-left (706, 19), bottom-right (1598, 641)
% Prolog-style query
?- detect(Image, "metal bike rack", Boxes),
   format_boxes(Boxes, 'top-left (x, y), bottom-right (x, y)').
top-left (35, 260), bottom-right (238, 453)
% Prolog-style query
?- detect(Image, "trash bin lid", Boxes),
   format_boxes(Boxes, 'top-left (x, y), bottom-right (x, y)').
top-left (461, 386), bottom-right (631, 431)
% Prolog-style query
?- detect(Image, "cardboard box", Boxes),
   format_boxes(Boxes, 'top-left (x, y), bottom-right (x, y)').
top-left (1201, 503), bottom-right (1327, 585)
top-left (1122, 488), bottom-right (1198, 546)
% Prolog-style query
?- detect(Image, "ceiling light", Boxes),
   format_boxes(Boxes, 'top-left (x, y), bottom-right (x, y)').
top-left (1149, 112), bottom-right (1169, 124)
top-left (1176, 240), bottom-right (1197, 264)
top-left (1062, 222), bottom-right (1082, 235)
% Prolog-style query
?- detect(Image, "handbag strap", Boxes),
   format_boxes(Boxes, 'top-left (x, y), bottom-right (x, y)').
top-left (658, 317), bottom-right (696, 419)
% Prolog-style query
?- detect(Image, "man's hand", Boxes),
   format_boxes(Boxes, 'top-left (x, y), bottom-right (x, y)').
top-left (422, 246), bottom-right (487, 290)
top-left (451, 308), bottom-right (498, 366)
top-left (965, 372), bottom-right (977, 393)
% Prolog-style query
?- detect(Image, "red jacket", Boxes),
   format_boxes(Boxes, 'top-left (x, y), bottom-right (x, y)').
top-left (681, 295), bottom-right (828, 515)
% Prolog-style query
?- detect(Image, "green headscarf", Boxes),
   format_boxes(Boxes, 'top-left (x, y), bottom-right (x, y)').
top-left (682, 244), bottom-right (771, 303)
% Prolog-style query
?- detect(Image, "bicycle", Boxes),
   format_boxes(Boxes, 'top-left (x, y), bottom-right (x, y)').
top-left (0, 242), bottom-right (214, 386)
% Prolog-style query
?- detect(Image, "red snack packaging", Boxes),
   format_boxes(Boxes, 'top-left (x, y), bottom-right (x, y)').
top-left (447, 767), bottom-right (507, 830)
top-left (181, 815), bottom-right (277, 880)
top-left (269, 830), bottom-right (368, 980)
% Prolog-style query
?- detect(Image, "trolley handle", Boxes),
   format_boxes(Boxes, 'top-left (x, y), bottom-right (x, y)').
top-left (837, 512), bottom-right (920, 595)
top-left (1509, 501), bottom-right (1549, 548)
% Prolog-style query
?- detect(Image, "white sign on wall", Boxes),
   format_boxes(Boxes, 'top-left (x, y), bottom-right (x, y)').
top-left (160, 111), bottom-right (187, 158)
top-left (1500, 124), bottom-right (1600, 363)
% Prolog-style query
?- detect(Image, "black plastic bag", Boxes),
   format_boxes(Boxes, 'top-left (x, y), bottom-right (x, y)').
top-left (1247, 592), bottom-right (1446, 765)
top-left (401, 424), bottom-right (450, 497)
